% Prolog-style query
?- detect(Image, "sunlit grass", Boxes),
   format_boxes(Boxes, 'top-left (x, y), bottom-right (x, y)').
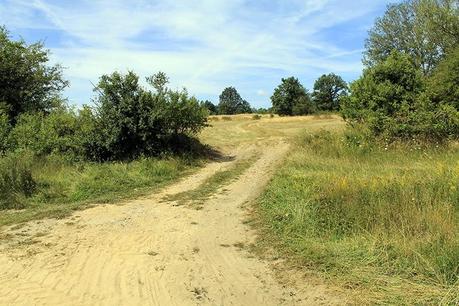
top-left (0, 153), bottom-right (200, 226)
top-left (257, 130), bottom-right (459, 304)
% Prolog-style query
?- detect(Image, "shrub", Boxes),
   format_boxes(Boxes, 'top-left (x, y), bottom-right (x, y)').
top-left (85, 71), bottom-right (208, 161)
top-left (252, 114), bottom-right (261, 120)
top-left (0, 153), bottom-right (37, 209)
top-left (341, 51), bottom-right (459, 141)
top-left (8, 109), bottom-right (81, 157)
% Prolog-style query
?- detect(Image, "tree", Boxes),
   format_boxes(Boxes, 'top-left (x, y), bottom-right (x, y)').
top-left (427, 46), bottom-right (459, 109)
top-left (312, 73), bottom-right (348, 111)
top-left (292, 95), bottom-right (316, 115)
top-left (218, 87), bottom-right (251, 114)
top-left (364, 0), bottom-right (459, 74)
top-left (202, 100), bottom-right (218, 115)
top-left (271, 77), bottom-right (308, 116)
top-left (0, 26), bottom-right (68, 123)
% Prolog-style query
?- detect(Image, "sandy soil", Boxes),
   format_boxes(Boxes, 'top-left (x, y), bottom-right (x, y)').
top-left (0, 116), bottom-right (344, 305)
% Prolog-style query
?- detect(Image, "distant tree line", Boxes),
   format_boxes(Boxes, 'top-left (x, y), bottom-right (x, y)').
top-left (270, 73), bottom-right (348, 116)
top-left (205, 74), bottom-right (348, 117)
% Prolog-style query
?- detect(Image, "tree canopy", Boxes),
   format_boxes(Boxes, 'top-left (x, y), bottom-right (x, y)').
top-left (364, 0), bottom-right (459, 74)
top-left (218, 87), bottom-right (251, 114)
top-left (201, 100), bottom-right (218, 115)
top-left (0, 26), bottom-right (68, 123)
top-left (271, 77), bottom-right (309, 116)
top-left (312, 73), bottom-right (348, 111)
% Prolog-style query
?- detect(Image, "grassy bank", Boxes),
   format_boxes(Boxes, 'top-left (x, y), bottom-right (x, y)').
top-left (257, 131), bottom-right (459, 304)
top-left (0, 152), bottom-right (201, 227)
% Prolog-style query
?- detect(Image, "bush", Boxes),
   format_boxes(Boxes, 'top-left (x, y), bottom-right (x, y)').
top-left (0, 153), bottom-right (37, 209)
top-left (252, 114), bottom-right (261, 120)
top-left (8, 109), bottom-right (81, 157)
top-left (85, 71), bottom-right (208, 161)
top-left (341, 51), bottom-right (459, 141)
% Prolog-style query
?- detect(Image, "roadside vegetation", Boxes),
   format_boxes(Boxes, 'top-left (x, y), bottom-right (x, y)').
top-left (257, 131), bottom-right (459, 304)
top-left (0, 26), bottom-right (209, 224)
top-left (257, 0), bottom-right (459, 304)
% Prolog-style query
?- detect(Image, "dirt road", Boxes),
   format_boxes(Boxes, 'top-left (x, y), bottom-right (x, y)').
top-left (0, 116), bottom-right (343, 305)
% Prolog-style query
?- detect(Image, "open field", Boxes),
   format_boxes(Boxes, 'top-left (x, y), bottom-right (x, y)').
top-left (0, 115), bottom-right (345, 305)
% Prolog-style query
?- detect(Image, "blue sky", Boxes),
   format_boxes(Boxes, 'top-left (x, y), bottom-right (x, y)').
top-left (1, 0), bottom-right (392, 108)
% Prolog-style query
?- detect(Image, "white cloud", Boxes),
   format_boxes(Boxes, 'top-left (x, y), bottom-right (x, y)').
top-left (0, 0), bottom-right (390, 107)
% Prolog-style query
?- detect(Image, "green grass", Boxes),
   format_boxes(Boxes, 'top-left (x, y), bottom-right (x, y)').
top-left (166, 156), bottom-right (257, 208)
top-left (0, 152), bottom-right (201, 226)
top-left (256, 130), bottom-right (459, 304)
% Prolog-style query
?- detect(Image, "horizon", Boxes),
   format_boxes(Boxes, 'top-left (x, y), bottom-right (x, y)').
top-left (1, 0), bottom-right (392, 108)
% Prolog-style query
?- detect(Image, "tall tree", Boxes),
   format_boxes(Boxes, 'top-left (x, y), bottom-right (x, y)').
top-left (0, 26), bottom-right (68, 123)
top-left (364, 0), bottom-right (459, 75)
top-left (271, 77), bottom-right (308, 116)
top-left (312, 73), bottom-right (348, 111)
top-left (201, 100), bottom-right (218, 115)
top-left (218, 87), bottom-right (251, 114)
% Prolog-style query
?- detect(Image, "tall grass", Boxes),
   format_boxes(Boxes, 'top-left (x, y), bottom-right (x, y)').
top-left (0, 152), bottom-right (200, 226)
top-left (257, 130), bottom-right (459, 304)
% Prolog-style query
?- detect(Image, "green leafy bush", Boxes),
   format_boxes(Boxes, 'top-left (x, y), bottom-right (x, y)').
top-left (85, 71), bottom-right (208, 161)
top-left (8, 109), bottom-right (81, 157)
top-left (342, 51), bottom-right (459, 141)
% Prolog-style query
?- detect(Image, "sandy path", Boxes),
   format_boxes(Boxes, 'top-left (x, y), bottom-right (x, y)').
top-left (0, 126), bottom-right (339, 305)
